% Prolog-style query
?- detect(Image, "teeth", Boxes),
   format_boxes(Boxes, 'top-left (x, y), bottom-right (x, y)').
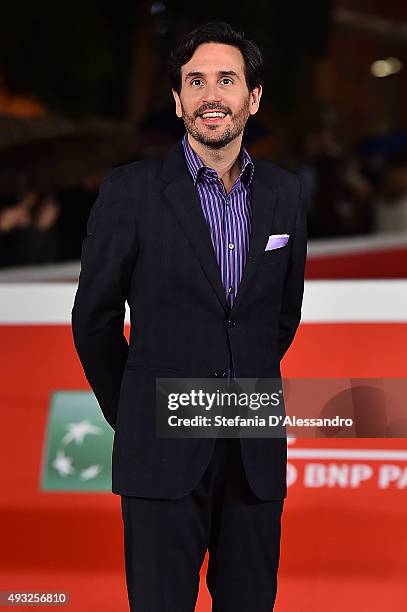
top-left (201, 112), bottom-right (226, 118)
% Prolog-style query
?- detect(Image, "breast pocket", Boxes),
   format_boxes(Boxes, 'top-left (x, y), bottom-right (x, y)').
top-left (262, 243), bottom-right (290, 266)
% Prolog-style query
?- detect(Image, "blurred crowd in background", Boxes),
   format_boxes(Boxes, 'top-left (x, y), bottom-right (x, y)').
top-left (0, 172), bottom-right (101, 267)
top-left (0, 0), bottom-right (406, 268)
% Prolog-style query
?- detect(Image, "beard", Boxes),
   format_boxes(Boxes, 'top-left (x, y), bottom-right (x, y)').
top-left (180, 97), bottom-right (251, 150)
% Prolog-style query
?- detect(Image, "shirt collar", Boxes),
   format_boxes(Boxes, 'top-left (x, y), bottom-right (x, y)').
top-left (181, 133), bottom-right (254, 188)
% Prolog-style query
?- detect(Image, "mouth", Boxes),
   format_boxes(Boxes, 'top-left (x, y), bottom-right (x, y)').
top-left (198, 111), bottom-right (228, 125)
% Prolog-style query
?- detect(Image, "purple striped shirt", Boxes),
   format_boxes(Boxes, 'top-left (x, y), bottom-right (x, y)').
top-left (181, 133), bottom-right (254, 308)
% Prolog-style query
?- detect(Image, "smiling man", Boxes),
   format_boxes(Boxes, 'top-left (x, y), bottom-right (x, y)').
top-left (172, 33), bottom-right (261, 195)
top-left (72, 20), bottom-right (307, 612)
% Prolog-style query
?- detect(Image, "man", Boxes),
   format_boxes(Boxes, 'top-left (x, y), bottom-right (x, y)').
top-left (72, 21), bottom-right (307, 612)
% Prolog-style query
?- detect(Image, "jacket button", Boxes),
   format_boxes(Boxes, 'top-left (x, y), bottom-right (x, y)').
top-left (227, 319), bottom-right (236, 328)
top-left (213, 369), bottom-right (228, 377)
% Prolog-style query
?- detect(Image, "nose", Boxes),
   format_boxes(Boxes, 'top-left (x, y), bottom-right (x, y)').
top-left (202, 81), bottom-right (222, 103)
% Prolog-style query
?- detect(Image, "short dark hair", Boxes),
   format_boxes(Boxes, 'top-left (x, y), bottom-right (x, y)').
top-left (168, 21), bottom-right (264, 94)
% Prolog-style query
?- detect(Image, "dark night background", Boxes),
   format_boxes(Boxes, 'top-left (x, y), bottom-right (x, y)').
top-left (1, 1), bottom-right (406, 267)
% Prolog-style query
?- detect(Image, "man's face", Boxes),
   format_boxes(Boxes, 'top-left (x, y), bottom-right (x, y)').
top-left (172, 42), bottom-right (262, 149)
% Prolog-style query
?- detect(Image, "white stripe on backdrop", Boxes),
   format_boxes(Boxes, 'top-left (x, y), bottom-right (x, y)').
top-left (0, 280), bottom-right (406, 323)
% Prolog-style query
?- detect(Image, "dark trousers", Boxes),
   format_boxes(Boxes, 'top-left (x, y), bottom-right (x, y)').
top-left (120, 437), bottom-right (284, 611)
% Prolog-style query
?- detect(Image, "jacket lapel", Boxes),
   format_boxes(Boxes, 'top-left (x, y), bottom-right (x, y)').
top-left (163, 175), bottom-right (229, 313)
top-left (160, 138), bottom-right (278, 316)
top-left (229, 175), bottom-right (278, 317)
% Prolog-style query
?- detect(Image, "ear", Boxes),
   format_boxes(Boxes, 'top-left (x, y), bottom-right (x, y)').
top-left (172, 89), bottom-right (183, 118)
top-left (249, 85), bottom-right (262, 117)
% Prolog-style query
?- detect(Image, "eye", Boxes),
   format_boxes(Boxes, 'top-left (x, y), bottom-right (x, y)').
top-left (191, 79), bottom-right (202, 86)
top-left (220, 78), bottom-right (233, 85)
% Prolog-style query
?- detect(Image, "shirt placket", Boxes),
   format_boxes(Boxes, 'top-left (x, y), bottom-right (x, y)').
top-left (221, 184), bottom-right (240, 308)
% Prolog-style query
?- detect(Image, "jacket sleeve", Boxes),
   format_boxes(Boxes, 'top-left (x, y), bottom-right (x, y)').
top-left (71, 170), bottom-right (138, 429)
top-left (278, 175), bottom-right (307, 361)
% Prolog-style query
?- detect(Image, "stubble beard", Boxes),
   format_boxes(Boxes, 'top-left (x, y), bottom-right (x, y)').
top-left (181, 97), bottom-right (251, 150)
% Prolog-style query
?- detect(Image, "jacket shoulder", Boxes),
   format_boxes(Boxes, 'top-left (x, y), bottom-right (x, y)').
top-left (254, 158), bottom-right (301, 195)
top-left (102, 159), bottom-right (160, 192)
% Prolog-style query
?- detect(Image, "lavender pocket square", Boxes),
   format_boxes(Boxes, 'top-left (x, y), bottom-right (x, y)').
top-left (265, 234), bottom-right (290, 251)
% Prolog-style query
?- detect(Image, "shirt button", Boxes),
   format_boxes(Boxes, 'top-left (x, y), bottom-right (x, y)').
top-left (228, 243), bottom-right (235, 250)
top-left (228, 286), bottom-right (234, 294)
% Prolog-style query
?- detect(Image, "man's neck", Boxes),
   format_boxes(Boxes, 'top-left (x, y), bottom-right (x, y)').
top-left (187, 133), bottom-right (243, 194)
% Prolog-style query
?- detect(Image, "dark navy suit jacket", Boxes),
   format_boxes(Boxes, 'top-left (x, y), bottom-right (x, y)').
top-left (71, 137), bottom-right (307, 500)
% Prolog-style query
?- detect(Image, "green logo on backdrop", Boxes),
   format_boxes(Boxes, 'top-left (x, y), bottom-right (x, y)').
top-left (41, 391), bottom-right (113, 491)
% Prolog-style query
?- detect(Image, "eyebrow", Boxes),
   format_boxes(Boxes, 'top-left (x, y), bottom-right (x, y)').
top-left (184, 70), bottom-right (240, 82)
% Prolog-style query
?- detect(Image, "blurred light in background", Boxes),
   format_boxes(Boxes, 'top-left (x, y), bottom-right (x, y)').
top-left (371, 57), bottom-right (403, 78)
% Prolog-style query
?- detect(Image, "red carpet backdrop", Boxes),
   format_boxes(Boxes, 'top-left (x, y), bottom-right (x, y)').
top-left (0, 280), bottom-right (406, 611)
